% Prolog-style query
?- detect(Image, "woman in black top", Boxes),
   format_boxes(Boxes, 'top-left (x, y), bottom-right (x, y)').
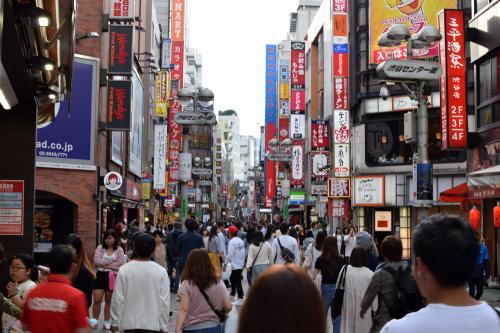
top-left (61, 234), bottom-right (96, 308)
top-left (313, 236), bottom-right (344, 332)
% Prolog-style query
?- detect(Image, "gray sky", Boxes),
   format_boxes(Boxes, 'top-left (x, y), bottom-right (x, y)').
top-left (186, 0), bottom-right (299, 137)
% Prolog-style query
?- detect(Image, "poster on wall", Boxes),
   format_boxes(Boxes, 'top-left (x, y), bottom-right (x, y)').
top-left (375, 211), bottom-right (392, 231)
top-left (34, 205), bottom-right (53, 252)
top-left (369, 0), bottom-right (457, 64)
top-left (353, 175), bottom-right (385, 206)
top-left (0, 180), bottom-right (24, 236)
top-left (36, 57), bottom-right (98, 170)
top-left (129, 71), bottom-right (143, 176)
top-left (334, 144), bottom-right (350, 177)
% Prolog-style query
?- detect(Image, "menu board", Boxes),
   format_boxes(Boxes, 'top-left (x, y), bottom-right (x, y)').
top-left (0, 180), bottom-right (24, 235)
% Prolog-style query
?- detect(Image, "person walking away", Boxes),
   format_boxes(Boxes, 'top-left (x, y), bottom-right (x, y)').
top-left (110, 233), bottom-right (170, 333)
top-left (379, 214), bottom-right (500, 332)
top-left (176, 249), bottom-right (233, 333)
top-left (91, 229), bottom-right (125, 330)
top-left (246, 231), bottom-right (272, 285)
top-left (152, 230), bottom-right (170, 272)
top-left (207, 225), bottom-right (224, 279)
top-left (360, 236), bottom-right (418, 332)
top-left (238, 265), bottom-right (325, 333)
top-left (226, 226), bottom-right (246, 305)
top-left (20, 245), bottom-right (89, 333)
top-left (0, 243), bottom-right (21, 319)
top-left (2, 254), bottom-right (38, 333)
top-left (272, 223), bottom-right (300, 265)
top-left (177, 219), bottom-right (205, 283)
top-left (61, 234), bottom-right (96, 309)
top-left (167, 221), bottom-right (184, 293)
top-left (264, 224), bottom-right (275, 247)
top-left (302, 230), bottom-right (315, 252)
top-left (303, 230), bottom-right (327, 277)
top-left (313, 236), bottom-right (344, 333)
top-left (338, 247), bottom-right (375, 333)
top-left (468, 232), bottom-right (489, 300)
top-left (356, 231), bottom-right (379, 272)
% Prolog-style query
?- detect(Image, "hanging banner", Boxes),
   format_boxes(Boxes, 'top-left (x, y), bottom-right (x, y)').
top-left (333, 77), bottom-right (348, 110)
top-left (328, 198), bottom-right (349, 218)
top-left (178, 153), bottom-right (192, 182)
top-left (439, 9), bottom-right (467, 149)
top-left (0, 180), bottom-right (24, 235)
top-left (129, 71), bottom-right (143, 177)
top-left (278, 40), bottom-right (291, 118)
top-left (333, 45), bottom-right (349, 76)
top-left (291, 89), bottom-right (305, 113)
top-left (333, 110), bottom-right (350, 144)
top-left (265, 45), bottom-right (278, 199)
top-left (109, 0), bottom-right (135, 20)
top-left (369, 0), bottom-right (457, 64)
top-left (279, 117), bottom-right (290, 141)
top-left (107, 80), bottom-right (132, 130)
top-left (334, 144), bottom-right (350, 177)
top-left (290, 42), bottom-right (305, 89)
top-left (161, 38), bottom-right (171, 69)
top-left (333, 0), bottom-right (348, 13)
top-left (108, 25), bottom-right (133, 75)
top-left (311, 120), bottom-right (330, 150)
top-left (328, 178), bottom-right (351, 198)
top-left (155, 70), bottom-right (169, 118)
top-left (171, 0), bottom-right (185, 42)
top-left (353, 175), bottom-right (385, 206)
top-left (311, 151), bottom-right (330, 181)
top-left (290, 114), bottom-right (306, 139)
top-left (291, 141), bottom-right (305, 186)
top-left (153, 125), bottom-right (167, 190)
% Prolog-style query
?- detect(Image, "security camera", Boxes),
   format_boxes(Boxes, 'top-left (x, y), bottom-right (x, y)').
top-left (380, 84), bottom-right (390, 100)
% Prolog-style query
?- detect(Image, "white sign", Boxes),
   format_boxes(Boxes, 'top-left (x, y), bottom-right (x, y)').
top-left (290, 114), bottom-right (305, 139)
top-left (161, 38), bottom-right (171, 69)
top-left (311, 184), bottom-right (328, 196)
top-left (334, 110), bottom-right (350, 144)
top-left (192, 168), bottom-right (213, 176)
top-left (375, 211), bottom-right (392, 232)
top-left (174, 112), bottom-right (217, 125)
top-left (312, 152), bottom-right (329, 179)
top-left (104, 172), bottom-right (123, 191)
top-left (178, 153), bottom-right (192, 182)
top-left (353, 176), bottom-right (385, 206)
top-left (376, 60), bottom-right (442, 80)
top-left (153, 125), bottom-right (167, 190)
top-left (109, 0), bottom-right (135, 20)
top-left (291, 144), bottom-right (304, 181)
top-left (334, 144), bottom-right (350, 177)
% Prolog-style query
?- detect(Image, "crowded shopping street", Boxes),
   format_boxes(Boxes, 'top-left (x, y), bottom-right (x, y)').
top-left (1, 0), bottom-right (500, 332)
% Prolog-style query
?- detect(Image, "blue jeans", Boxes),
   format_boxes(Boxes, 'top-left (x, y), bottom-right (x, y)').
top-left (183, 325), bottom-right (224, 333)
top-left (321, 283), bottom-right (340, 333)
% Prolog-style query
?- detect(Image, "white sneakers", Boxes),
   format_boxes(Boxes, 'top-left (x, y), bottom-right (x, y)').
top-left (88, 319), bottom-right (110, 330)
top-left (103, 321), bottom-right (111, 330)
top-left (233, 298), bottom-right (245, 306)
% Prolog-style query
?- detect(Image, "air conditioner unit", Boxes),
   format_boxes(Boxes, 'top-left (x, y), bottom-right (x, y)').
top-left (404, 112), bottom-right (417, 144)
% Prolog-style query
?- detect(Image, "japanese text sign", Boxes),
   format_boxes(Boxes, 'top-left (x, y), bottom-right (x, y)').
top-left (328, 198), bottom-right (349, 218)
top-left (291, 141), bottom-right (305, 186)
top-left (291, 42), bottom-right (305, 89)
top-left (291, 89), bottom-right (305, 113)
top-left (334, 111), bottom-right (350, 144)
top-left (328, 178), bottom-right (351, 198)
top-left (153, 125), bottom-right (167, 190)
top-left (353, 175), bottom-right (385, 206)
top-left (334, 144), bottom-right (350, 177)
top-left (312, 151), bottom-right (330, 181)
top-left (108, 25), bottom-right (133, 74)
top-left (265, 45), bottom-right (278, 198)
top-left (107, 80), bottom-right (132, 130)
top-left (333, 77), bottom-right (348, 110)
top-left (290, 114), bottom-right (306, 139)
top-left (0, 180), bottom-right (24, 235)
top-left (155, 70), bottom-right (169, 118)
top-left (109, 0), bottom-right (135, 20)
top-left (333, 0), bottom-right (348, 13)
top-left (312, 120), bottom-right (330, 150)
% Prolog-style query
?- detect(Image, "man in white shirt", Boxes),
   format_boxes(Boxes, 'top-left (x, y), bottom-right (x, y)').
top-left (226, 225), bottom-right (246, 305)
top-left (380, 214), bottom-right (500, 333)
top-left (272, 223), bottom-right (300, 265)
top-left (111, 233), bottom-right (170, 333)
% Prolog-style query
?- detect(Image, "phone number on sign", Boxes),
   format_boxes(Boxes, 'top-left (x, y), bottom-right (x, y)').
top-left (38, 151), bottom-right (68, 158)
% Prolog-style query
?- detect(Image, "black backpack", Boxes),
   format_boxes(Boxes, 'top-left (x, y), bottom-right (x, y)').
top-left (382, 265), bottom-right (425, 319)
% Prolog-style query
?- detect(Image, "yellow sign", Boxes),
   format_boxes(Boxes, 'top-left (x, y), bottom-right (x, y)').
top-left (279, 82), bottom-right (289, 99)
top-left (155, 70), bottom-right (169, 117)
top-left (369, 0), bottom-right (457, 64)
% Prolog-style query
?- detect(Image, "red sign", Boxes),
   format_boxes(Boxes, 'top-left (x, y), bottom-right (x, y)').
top-left (291, 140), bottom-right (305, 187)
top-left (108, 25), bottom-right (133, 74)
top-left (328, 198), bottom-right (349, 217)
top-left (291, 42), bottom-right (305, 89)
top-left (439, 9), bottom-right (467, 149)
top-left (171, 0), bottom-right (185, 41)
top-left (0, 180), bottom-right (24, 235)
top-left (333, 77), bottom-right (348, 110)
top-left (333, 0), bottom-right (348, 13)
top-left (333, 52), bottom-right (349, 77)
top-left (328, 178), bottom-right (351, 198)
top-left (291, 89), bottom-right (305, 113)
top-left (279, 118), bottom-right (289, 141)
top-left (266, 123), bottom-right (277, 198)
top-left (311, 120), bottom-right (330, 150)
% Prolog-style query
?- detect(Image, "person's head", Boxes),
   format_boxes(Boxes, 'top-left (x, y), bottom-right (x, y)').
top-left (181, 249), bottom-right (218, 290)
top-left (152, 230), bottom-right (164, 245)
top-left (134, 232), bottom-right (156, 259)
top-left (381, 236), bottom-right (403, 262)
top-left (265, 224), bottom-right (275, 241)
top-left (356, 231), bottom-right (374, 251)
top-left (349, 247), bottom-right (369, 268)
top-left (289, 227), bottom-right (298, 239)
top-left (10, 253), bottom-right (38, 283)
top-left (246, 226), bottom-right (256, 244)
top-left (48, 245), bottom-right (76, 275)
top-left (412, 214), bottom-right (479, 297)
top-left (61, 233), bottom-right (95, 279)
top-left (279, 223), bottom-right (290, 235)
top-left (252, 230), bottom-right (264, 246)
top-left (335, 227), bottom-right (342, 236)
top-left (209, 224), bottom-right (218, 240)
top-left (102, 229), bottom-right (119, 250)
top-left (343, 227), bottom-right (349, 235)
top-left (185, 219), bottom-right (198, 232)
top-left (239, 265), bottom-right (325, 333)
top-left (174, 221), bottom-right (183, 230)
top-left (227, 225), bottom-right (238, 238)
top-left (167, 224), bottom-right (174, 232)
top-left (201, 226), bottom-right (209, 237)
top-left (305, 230), bottom-right (313, 239)
top-left (315, 230), bottom-right (327, 251)
top-left (217, 221), bottom-right (225, 231)
top-left (320, 236), bottom-right (342, 275)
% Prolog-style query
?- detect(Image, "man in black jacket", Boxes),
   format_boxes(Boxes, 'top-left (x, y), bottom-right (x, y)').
top-left (166, 221), bottom-right (183, 293)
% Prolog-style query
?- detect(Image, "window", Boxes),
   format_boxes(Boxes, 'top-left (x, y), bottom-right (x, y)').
top-left (356, 207), bottom-right (365, 232)
top-left (318, 32), bottom-right (324, 71)
top-left (474, 0), bottom-right (492, 14)
top-left (477, 50), bottom-right (500, 128)
top-left (399, 207), bottom-right (411, 260)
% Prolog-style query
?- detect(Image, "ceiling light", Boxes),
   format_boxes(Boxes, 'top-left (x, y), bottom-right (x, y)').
top-left (386, 24), bottom-right (411, 42)
top-left (16, 5), bottom-right (52, 27)
top-left (31, 56), bottom-right (56, 71)
top-left (35, 86), bottom-right (58, 102)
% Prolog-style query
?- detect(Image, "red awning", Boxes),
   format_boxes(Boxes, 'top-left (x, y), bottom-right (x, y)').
top-left (438, 183), bottom-right (481, 210)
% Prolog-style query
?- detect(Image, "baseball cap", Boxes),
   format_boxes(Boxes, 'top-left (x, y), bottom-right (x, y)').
top-left (227, 225), bottom-right (238, 235)
top-left (134, 232), bottom-right (155, 258)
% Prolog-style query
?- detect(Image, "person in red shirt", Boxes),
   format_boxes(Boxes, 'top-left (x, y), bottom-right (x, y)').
top-left (21, 245), bottom-right (90, 333)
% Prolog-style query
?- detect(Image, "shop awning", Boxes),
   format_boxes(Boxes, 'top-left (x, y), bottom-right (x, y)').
top-left (439, 182), bottom-right (469, 203)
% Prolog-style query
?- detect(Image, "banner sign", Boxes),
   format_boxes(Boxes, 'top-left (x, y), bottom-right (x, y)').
top-left (290, 114), bottom-right (305, 139)
top-left (311, 151), bottom-right (330, 181)
top-left (171, 0), bottom-right (185, 41)
top-left (161, 38), bottom-right (171, 69)
top-left (155, 70), bottom-right (169, 118)
top-left (291, 89), bottom-right (305, 113)
top-left (291, 141), bottom-right (305, 186)
top-left (36, 57), bottom-right (97, 170)
top-left (0, 180), bottom-right (24, 235)
top-left (369, 0), bottom-right (457, 64)
top-left (333, 48), bottom-right (349, 76)
top-left (439, 9), bottom-right (467, 149)
top-left (109, 0), bottom-right (135, 20)
top-left (129, 71), bottom-right (143, 177)
top-left (328, 178), bottom-right (351, 198)
top-left (414, 162), bottom-right (433, 204)
top-left (329, 198), bottom-right (349, 217)
top-left (334, 144), bottom-right (350, 177)
top-left (333, 0), bottom-right (348, 13)
top-left (279, 117), bottom-right (289, 141)
top-left (107, 80), bottom-right (132, 130)
top-left (290, 42), bottom-right (305, 89)
top-left (278, 40), bottom-right (291, 118)
top-left (311, 120), bottom-right (330, 150)
top-left (108, 25), bottom-right (133, 74)
top-left (178, 153), bottom-right (192, 182)
top-left (353, 175), bottom-right (385, 206)
top-left (153, 125), bottom-right (167, 190)
top-left (265, 45), bottom-right (278, 199)
top-left (333, 110), bottom-right (349, 144)
top-left (333, 77), bottom-right (348, 110)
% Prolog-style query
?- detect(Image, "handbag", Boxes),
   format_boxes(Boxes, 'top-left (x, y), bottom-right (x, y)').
top-left (108, 271), bottom-right (117, 291)
top-left (199, 287), bottom-right (227, 323)
top-left (248, 243), bottom-right (264, 282)
top-left (331, 265), bottom-right (348, 319)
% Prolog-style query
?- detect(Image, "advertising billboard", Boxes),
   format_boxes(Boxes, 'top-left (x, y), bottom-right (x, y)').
top-left (153, 125), bottom-right (167, 190)
top-left (36, 56), bottom-right (98, 170)
top-left (107, 79), bottom-right (132, 130)
top-left (311, 120), bottom-right (330, 150)
top-left (129, 71), bottom-right (143, 176)
top-left (108, 25), bottom-right (133, 74)
top-left (291, 141), bottom-right (305, 187)
top-left (369, 0), bottom-right (457, 64)
top-left (290, 42), bottom-right (305, 89)
top-left (265, 45), bottom-right (278, 199)
top-left (155, 70), bottom-right (169, 118)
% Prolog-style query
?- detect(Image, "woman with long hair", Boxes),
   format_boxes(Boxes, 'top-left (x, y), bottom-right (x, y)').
top-left (61, 234), bottom-right (96, 309)
top-left (246, 231), bottom-right (272, 285)
top-left (91, 229), bottom-right (125, 330)
top-left (313, 235), bottom-right (345, 332)
top-left (264, 224), bottom-right (275, 246)
top-left (304, 230), bottom-right (327, 276)
top-left (207, 224), bottom-right (223, 278)
top-left (176, 249), bottom-right (232, 333)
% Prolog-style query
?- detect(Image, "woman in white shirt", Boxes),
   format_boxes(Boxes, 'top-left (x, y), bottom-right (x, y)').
top-left (344, 227), bottom-right (357, 260)
top-left (246, 231), bottom-right (272, 285)
top-left (303, 230), bottom-right (327, 277)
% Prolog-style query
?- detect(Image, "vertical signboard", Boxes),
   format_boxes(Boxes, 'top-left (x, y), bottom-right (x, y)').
top-left (109, 0), bottom-right (135, 20)
top-left (168, 0), bottom-right (185, 189)
top-left (107, 80), bottom-right (132, 130)
top-left (439, 9), bottom-right (467, 149)
top-left (129, 71), bottom-right (143, 176)
top-left (0, 180), bottom-right (24, 235)
top-left (311, 120), bottom-right (330, 150)
top-left (290, 114), bottom-right (306, 139)
top-left (278, 41), bottom-right (291, 118)
top-left (290, 42), bottom-right (305, 90)
top-left (334, 144), bottom-right (350, 177)
top-left (265, 45), bottom-right (278, 199)
top-left (291, 141), bottom-right (305, 186)
top-left (333, 110), bottom-right (349, 144)
top-left (155, 70), bottom-right (169, 118)
top-left (161, 38), bottom-right (171, 69)
top-left (153, 125), bottom-right (167, 190)
top-left (311, 151), bottom-right (330, 181)
top-left (108, 25), bottom-right (133, 74)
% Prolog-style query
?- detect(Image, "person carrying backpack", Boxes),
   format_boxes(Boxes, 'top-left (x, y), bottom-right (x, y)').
top-left (360, 236), bottom-right (424, 333)
top-left (272, 223), bottom-right (300, 265)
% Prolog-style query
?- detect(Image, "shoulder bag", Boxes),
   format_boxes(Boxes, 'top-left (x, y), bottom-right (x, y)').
top-left (248, 243), bottom-right (264, 282)
top-left (331, 264), bottom-right (348, 319)
top-left (199, 287), bottom-right (227, 323)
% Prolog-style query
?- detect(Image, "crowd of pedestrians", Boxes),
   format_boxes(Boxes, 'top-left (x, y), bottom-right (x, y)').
top-left (1, 214), bottom-right (499, 332)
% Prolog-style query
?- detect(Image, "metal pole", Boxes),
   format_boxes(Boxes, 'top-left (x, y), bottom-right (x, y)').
top-left (417, 81), bottom-right (428, 162)
top-left (180, 132), bottom-right (189, 223)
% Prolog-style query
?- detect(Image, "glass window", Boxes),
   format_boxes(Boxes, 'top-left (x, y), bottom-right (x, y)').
top-left (475, 0), bottom-right (490, 13)
top-left (318, 32), bottom-right (324, 70)
top-left (478, 60), bottom-right (491, 105)
top-left (399, 207), bottom-right (411, 260)
top-left (357, 207), bottom-right (365, 232)
top-left (365, 120), bottom-right (412, 166)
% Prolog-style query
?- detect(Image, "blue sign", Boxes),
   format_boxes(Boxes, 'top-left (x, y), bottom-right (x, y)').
top-left (36, 57), bottom-right (97, 169)
top-left (333, 44), bottom-right (349, 53)
top-left (265, 45), bottom-right (278, 198)
top-left (416, 163), bottom-right (433, 202)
